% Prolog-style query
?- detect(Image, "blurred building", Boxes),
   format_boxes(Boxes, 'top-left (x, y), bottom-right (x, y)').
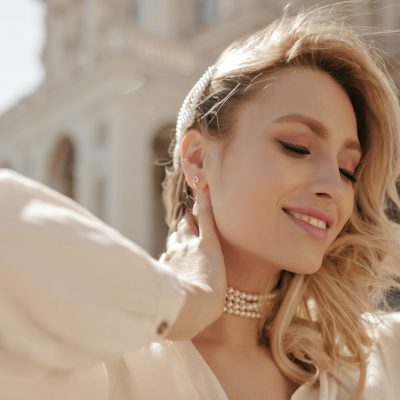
top-left (0, 0), bottom-right (399, 258)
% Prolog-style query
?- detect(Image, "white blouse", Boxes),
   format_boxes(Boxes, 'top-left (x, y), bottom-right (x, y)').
top-left (0, 169), bottom-right (399, 400)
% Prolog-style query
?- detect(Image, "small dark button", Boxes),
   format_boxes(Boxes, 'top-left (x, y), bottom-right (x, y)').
top-left (157, 320), bottom-right (169, 335)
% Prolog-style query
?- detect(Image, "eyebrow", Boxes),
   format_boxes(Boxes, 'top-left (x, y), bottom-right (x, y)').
top-left (271, 113), bottom-right (362, 155)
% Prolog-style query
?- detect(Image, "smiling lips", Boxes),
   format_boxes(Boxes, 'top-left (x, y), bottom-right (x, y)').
top-left (287, 211), bottom-right (327, 229)
top-left (283, 207), bottom-right (333, 240)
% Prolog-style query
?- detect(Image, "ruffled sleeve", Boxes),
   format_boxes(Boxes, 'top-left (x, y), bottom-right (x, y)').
top-left (0, 169), bottom-right (186, 374)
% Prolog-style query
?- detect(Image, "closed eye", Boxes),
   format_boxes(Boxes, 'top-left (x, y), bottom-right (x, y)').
top-left (339, 168), bottom-right (357, 184)
top-left (277, 140), bottom-right (358, 184)
top-left (279, 141), bottom-right (310, 155)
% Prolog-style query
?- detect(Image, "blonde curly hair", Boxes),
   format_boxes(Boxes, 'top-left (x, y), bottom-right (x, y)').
top-left (161, 3), bottom-right (400, 399)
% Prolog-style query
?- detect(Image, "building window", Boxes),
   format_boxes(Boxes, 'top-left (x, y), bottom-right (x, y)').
top-left (151, 124), bottom-right (174, 258)
top-left (48, 136), bottom-right (76, 199)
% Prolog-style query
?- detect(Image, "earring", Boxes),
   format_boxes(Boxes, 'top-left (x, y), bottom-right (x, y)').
top-left (192, 175), bottom-right (199, 187)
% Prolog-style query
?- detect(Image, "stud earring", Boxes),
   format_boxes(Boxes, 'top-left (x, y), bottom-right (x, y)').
top-left (192, 175), bottom-right (199, 187)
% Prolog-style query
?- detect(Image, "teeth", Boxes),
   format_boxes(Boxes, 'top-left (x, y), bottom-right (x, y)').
top-left (289, 212), bottom-right (327, 229)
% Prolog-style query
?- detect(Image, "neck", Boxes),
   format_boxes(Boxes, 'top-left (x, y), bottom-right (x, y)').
top-left (193, 241), bottom-right (282, 348)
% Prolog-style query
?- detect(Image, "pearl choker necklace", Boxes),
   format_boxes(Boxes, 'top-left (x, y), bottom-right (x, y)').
top-left (223, 286), bottom-right (264, 319)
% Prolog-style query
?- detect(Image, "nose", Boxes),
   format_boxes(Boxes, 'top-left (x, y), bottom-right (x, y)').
top-left (310, 159), bottom-right (348, 202)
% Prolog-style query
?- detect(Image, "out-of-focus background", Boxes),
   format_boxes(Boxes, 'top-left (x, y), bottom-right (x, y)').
top-left (0, 0), bottom-right (399, 261)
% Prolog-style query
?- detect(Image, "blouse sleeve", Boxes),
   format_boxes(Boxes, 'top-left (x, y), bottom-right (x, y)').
top-left (372, 312), bottom-right (400, 399)
top-left (0, 169), bottom-right (186, 373)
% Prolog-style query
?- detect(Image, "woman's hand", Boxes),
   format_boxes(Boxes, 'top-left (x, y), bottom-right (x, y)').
top-left (160, 187), bottom-right (227, 340)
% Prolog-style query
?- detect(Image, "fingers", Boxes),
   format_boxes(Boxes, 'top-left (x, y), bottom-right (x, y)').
top-left (168, 211), bottom-right (198, 252)
top-left (169, 187), bottom-right (216, 248)
top-left (177, 210), bottom-right (199, 238)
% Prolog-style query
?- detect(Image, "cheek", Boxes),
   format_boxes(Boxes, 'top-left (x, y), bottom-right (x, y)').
top-left (335, 200), bottom-right (354, 237)
top-left (207, 147), bottom-right (348, 274)
top-left (209, 157), bottom-right (284, 247)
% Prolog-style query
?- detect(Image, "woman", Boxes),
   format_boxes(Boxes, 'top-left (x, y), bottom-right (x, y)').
top-left (1, 4), bottom-right (400, 400)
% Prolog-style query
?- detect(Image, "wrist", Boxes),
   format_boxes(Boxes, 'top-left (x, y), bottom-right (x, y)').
top-left (165, 279), bottom-right (224, 340)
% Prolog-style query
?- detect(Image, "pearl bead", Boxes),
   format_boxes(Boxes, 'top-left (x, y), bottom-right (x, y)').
top-left (223, 285), bottom-right (273, 320)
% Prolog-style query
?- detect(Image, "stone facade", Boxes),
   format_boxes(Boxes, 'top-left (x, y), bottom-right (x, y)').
top-left (0, 0), bottom-right (399, 258)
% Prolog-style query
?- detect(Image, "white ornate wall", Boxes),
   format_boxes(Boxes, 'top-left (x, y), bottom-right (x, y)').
top-left (0, 0), bottom-right (398, 258)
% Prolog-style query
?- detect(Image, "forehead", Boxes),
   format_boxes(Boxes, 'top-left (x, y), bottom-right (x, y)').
top-left (235, 67), bottom-right (359, 143)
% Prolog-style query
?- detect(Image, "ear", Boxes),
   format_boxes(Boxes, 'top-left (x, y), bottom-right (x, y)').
top-left (181, 128), bottom-right (208, 191)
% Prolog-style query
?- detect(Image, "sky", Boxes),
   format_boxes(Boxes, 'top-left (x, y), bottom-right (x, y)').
top-left (0, 0), bottom-right (45, 116)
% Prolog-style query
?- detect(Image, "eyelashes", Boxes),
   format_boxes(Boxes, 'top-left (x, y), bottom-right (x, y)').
top-left (277, 140), bottom-right (358, 184)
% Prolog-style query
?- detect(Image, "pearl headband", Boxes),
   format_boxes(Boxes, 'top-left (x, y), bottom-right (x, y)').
top-left (173, 65), bottom-right (217, 170)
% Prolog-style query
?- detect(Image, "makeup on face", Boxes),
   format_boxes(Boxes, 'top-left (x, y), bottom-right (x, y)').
top-left (203, 67), bottom-right (360, 276)
top-left (275, 136), bottom-right (359, 184)
top-left (267, 113), bottom-right (362, 182)
top-left (283, 209), bottom-right (330, 241)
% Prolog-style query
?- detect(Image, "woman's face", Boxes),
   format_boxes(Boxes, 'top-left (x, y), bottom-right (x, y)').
top-left (184, 67), bottom-right (362, 275)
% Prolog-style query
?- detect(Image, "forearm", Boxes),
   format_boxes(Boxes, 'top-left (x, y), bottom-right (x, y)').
top-left (0, 169), bottom-right (187, 372)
